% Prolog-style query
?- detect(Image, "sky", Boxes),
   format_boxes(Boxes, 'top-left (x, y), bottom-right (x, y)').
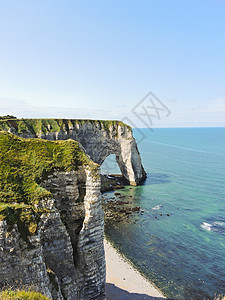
top-left (0, 0), bottom-right (225, 127)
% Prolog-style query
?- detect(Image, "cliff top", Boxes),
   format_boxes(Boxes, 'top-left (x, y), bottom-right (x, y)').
top-left (0, 117), bottom-right (132, 135)
top-left (0, 131), bottom-right (97, 235)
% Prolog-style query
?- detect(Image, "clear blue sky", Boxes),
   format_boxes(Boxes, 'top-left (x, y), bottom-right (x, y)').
top-left (0, 0), bottom-right (225, 127)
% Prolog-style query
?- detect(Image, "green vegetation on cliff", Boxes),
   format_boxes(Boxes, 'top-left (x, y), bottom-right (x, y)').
top-left (0, 115), bottom-right (17, 120)
top-left (0, 117), bottom-right (132, 135)
top-left (0, 289), bottom-right (50, 300)
top-left (0, 131), bottom-right (95, 236)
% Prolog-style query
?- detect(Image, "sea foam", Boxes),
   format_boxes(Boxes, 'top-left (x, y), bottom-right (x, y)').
top-left (201, 222), bottom-right (212, 231)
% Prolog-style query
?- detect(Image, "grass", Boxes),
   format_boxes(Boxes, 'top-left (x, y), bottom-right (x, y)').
top-left (0, 289), bottom-right (50, 300)
top-left (0, 131), bottom-right (97, 239)
top-left (0, 118), bottom-right (132, 136)
top-left (0, 131), bottom-right (90, 204)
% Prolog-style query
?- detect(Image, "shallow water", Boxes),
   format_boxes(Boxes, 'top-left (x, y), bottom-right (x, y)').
top-left (104, 128), bottom-right (225, 300)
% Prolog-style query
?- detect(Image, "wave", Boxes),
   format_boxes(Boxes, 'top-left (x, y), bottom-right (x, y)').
top-left (152, 204), bottom-right (162, 210)
top-left (214, 221), bottom-right (225, 226)
top-left (201, 222), bottom-right (213, 231)
top-left (201, 219), bottom-right (225, 234)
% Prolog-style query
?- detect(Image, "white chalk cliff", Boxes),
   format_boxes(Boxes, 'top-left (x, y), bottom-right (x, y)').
top-left (0, 119), bottom-right (146, 300)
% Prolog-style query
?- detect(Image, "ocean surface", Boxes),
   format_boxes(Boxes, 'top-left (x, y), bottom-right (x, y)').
top-left (102, 128), bottom-right (225, 300)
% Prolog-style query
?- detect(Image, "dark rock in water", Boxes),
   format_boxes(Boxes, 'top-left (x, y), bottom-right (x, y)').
top-left (100, 174), bottom-right (127, 192)
top-left (100, 175), bottom-right (126, 192)
top-left (167, 214), bottom-right (170, 216)
top-left (114, 185), bottom-right (125, 189)
top-left (103, 199), bottom-right (143, 222)
top-left (115, 200), bottom-right (129, 205)
top-left (132, 207), bottom-right (140, 212)
top-left (114, 192), bottom-right (121, 196)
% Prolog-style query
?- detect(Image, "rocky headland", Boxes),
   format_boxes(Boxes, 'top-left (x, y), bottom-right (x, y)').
top-left (0, 117), bottom-right (146, 300)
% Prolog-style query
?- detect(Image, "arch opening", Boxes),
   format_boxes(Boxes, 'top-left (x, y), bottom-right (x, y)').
top-left (100, 154), bottom-right (121, 175)
top-left (100, 154), bottom-right (126, 192)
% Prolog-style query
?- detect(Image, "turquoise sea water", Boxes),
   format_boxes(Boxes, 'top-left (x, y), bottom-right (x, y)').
top-left (104, 128), bottom-right (225, 300)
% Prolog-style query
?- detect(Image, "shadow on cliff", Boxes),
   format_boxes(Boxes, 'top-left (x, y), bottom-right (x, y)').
top-left (144, 173), bottom-right (171, 185)
top-left (106, 283), bottom-right (167, 300)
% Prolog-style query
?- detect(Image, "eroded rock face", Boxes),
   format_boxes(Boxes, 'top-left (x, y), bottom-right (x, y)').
top-left (0, 119), bottom-right (146, 300)
top-left (0, 119), bottom-right (146, 185)
top-left (0, 220), bottom-right (53, 299)
top-left (0, 167), bottom-right (106, 300)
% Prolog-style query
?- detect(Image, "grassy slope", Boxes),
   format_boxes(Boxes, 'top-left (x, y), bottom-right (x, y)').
top-left (0, 131), bottom-right (96, 237)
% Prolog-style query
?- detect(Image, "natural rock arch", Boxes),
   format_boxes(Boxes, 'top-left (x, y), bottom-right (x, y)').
top-left (0, 118), bottom-right (146, 185)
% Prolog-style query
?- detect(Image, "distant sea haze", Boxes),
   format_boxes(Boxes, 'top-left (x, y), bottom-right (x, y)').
top-left (104, 127), bottom-right (225, 300)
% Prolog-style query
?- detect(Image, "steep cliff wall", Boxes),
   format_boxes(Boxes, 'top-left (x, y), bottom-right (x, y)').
top-left (0, 132), bottom-right (105, 300)
top-left (0, 119), bottom-right (146, 185)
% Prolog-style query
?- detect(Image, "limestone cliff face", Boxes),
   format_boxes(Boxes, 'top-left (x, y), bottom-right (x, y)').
top-left (0, 132), bottom-right (106, 300)
top-left (0, 119), bottom-right (146, 299)
top-left (0, 119), bottom-right (146, 185)
top-left (0, 168), bottom-right (105, 300)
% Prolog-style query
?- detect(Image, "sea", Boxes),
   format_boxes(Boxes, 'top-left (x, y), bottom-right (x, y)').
top-left (102, 127), bottom-right (225, 300)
